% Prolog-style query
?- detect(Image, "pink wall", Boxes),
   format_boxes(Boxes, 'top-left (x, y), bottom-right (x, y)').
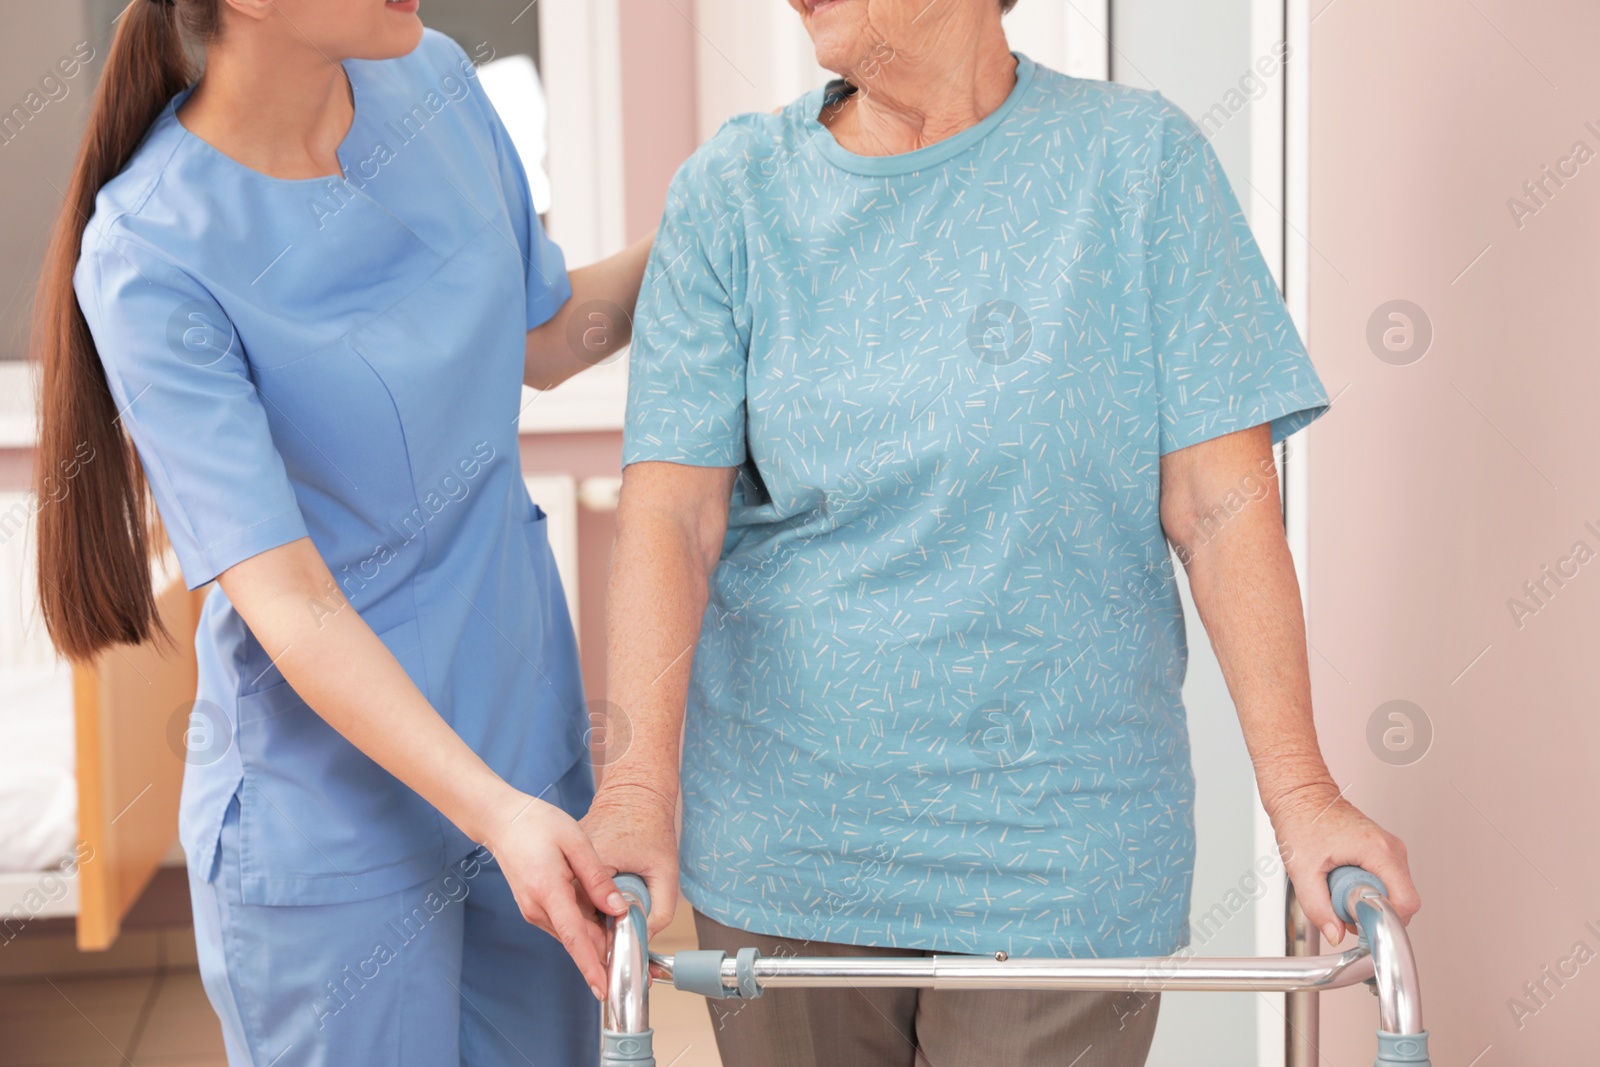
top-left (618, 0), bottom-right (700, 245)
top-left (1307, 1), bottom-right (1600, 1061)
top-left (0, 449), bottom-right (31, 491)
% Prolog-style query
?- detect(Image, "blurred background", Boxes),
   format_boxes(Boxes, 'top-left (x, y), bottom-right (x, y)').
top-left (1, 0), bottom-right (1596, 1064)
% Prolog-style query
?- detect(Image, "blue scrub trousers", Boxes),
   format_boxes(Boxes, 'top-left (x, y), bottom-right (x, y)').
top-left (188, 759), bottom-right (599, 1066)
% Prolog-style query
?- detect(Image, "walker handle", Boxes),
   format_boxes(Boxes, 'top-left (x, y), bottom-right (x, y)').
top-left (1327, 865), bottom-right (1388, 926)
top-left (614, 873), bottom-right (651, 914)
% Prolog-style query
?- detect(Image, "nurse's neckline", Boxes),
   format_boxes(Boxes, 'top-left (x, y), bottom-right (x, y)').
top-left (172, 60), bottom-right (360, 185)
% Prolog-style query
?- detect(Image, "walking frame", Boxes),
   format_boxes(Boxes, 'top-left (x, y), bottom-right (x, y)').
top-left (601, 866), bottom-right (1428, 1067)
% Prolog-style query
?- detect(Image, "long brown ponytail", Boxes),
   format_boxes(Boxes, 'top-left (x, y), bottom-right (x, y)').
top-left (34, 0), bottom-right (218, 662)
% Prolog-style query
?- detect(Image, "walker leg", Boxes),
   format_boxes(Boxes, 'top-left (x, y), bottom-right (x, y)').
top-left (1334, 870), bottom-right (1430, 1067)
top-left (1285, 883), bottom-right (1320, 1067)
top-left (602, 876), bottom-right (655, 1067)
top-left (1356, 893), bottom-right (1430, 1067)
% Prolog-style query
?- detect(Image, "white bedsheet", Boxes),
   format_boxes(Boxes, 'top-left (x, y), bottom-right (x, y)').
top-left (0, 662), bottom-right (76, 872)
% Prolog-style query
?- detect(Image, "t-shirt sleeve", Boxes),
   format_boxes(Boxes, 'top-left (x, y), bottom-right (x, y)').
top-left (1145, 96), bottom-right (1328, 455)
top-left (75, 235), bottom-right (309, 590)
top-left (621, 158), bottom-right (750, 469)
top-left (442, 33), bottom-right (569, 331)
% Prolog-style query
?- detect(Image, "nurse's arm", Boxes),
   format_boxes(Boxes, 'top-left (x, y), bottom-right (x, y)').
top-left (581, 459), bottom-right (737, 935)
top-left (1159, 423), bottom-right (1422, 947)
top-left (522, 234), bottom-right (654, 390)
top-left (215, 536), bottom-right (627, 997)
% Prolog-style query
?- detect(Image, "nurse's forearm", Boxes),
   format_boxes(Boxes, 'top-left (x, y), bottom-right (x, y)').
top-left (1159, 426), bottom-right (1338, 815)
top-left (216, 538), bottom-right (525, 845)
top-left (523, 234), bottom-right (653, 391)
top-left (599, 462), bottom-right (736, 799)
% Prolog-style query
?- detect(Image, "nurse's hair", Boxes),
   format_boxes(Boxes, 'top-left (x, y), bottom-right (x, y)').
top-left (34, 0), bottom-right (219, 662)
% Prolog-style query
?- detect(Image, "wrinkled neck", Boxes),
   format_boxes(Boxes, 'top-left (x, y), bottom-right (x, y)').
top-left (822, 32), bottom-right (1016, 157)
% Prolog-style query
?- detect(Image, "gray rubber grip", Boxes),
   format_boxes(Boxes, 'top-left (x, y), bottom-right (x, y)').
top-left (615, 873), bottom-right (651, 914)
top-left (1374, 1029), bottom-right (1430, 1066)
top-left (735, 946), bottom-right (764, 999)
top-left (1328, 865), bottom-right (1388, 925)
top-left (601, 1028), bottom-right (656, 1067)
top-left (673, 949), bottom-right (732, 998)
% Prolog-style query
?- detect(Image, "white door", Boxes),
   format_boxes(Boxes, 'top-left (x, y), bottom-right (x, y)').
top-left (1110, 2), bottom-right (1299, 1064)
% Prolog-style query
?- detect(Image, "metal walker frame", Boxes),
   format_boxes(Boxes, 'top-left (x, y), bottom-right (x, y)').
top-left (601, 866), bottom-right (1428, 1067)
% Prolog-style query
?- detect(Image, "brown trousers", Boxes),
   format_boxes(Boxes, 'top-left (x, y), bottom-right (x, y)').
top-left (693, 911), bottom-right (1161, 1067)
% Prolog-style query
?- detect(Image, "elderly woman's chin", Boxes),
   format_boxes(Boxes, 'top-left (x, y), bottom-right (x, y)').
top-left (788, 0), bottom-right (879, 76)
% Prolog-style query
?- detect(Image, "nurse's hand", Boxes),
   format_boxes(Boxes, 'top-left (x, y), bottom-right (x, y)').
top-left (582, 780), bottom-right (682, 938)
top-left (482, 789), bottom-right (629, 999)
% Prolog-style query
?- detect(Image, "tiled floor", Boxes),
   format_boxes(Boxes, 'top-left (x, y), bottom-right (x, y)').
top-left (0, 968), bottom-right (225, 1067)
top-left (0, 912), bottom-right (723, 1067)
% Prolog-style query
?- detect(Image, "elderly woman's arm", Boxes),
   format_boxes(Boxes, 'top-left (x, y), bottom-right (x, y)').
top-left (581, 460), bottom-right (738, 933)
top-left (1160, 423), bottom-right (1422, 946)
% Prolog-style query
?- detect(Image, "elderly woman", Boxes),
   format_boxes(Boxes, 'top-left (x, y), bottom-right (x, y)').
top-left (586, 0), bottom-right (1420, 1063)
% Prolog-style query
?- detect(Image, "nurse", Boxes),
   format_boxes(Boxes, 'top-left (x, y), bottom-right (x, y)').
top-left (33, 1), bottom-right (642, 1064)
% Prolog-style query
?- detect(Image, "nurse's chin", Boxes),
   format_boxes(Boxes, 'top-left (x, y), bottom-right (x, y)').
top-left (352, 6), bottom-right (424, 61)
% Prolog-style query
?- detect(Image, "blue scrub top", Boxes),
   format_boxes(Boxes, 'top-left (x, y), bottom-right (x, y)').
top-left (624, 56), bottom-right (1329, 956)
top-left (74, 31), bottom-right (583, 905)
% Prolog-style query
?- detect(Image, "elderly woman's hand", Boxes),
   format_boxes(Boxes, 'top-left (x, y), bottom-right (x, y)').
top-left (1268, 783), bottom-right (1422, 947)
top-left (581, 781), bottom-right (683, 937)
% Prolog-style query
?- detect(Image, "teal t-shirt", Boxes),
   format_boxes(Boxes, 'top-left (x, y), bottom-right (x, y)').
top-left (623, 54), bottom-right (1328, 957)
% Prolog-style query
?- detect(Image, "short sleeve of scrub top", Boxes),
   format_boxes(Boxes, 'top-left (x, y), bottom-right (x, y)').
top-left (77, 239), bottom-right (308, 589)
top-left (1144, 99), bottom-right (1327, 454)
top-left (455, 48), bottom-right (569, 332)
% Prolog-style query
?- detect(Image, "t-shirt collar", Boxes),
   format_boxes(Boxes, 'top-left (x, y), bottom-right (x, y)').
top-left (802, 52), bottom-right (1037, 177)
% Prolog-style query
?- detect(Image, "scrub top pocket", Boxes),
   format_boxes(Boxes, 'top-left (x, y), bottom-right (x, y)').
top-left (510, 504), bottom-right (551, 656)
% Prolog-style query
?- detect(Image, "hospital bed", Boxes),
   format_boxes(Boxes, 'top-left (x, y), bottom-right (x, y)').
top-left (0, 532), bottom-right (198, 952)
top-left (602, 867), bottom-right (1429, 1067)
